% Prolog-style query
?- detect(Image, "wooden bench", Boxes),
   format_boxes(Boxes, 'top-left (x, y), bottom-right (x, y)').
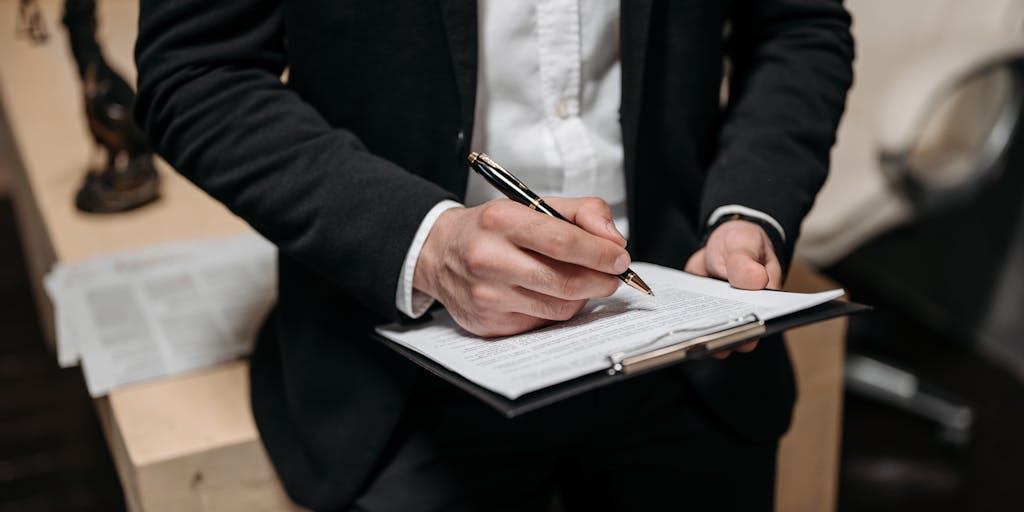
top-left (0, 1), bottom-right (846, 510)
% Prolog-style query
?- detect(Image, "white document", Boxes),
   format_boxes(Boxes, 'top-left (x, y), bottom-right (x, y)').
top-left (44, 233), bottom-right (277, 396)
top-left (377, 263), bottom-right (843, 400)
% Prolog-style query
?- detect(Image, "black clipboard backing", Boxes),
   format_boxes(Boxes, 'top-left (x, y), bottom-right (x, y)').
top-left (375, 300), bottom-right (869, 418)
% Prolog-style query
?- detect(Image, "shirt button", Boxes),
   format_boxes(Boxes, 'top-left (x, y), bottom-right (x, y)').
top-left (554, 99), bottom-right (569, 120)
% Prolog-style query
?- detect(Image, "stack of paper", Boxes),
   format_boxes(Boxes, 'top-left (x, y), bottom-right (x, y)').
top-left (44, 233), bottom-right (277, 396)
top-left (378, 263), bottom-right (845, 400)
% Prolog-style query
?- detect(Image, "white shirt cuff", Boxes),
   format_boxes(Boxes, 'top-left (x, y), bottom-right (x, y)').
top-left (707, 204), bottom-right (787, 242)
top-left (395, 200), bottom-right (464, 319)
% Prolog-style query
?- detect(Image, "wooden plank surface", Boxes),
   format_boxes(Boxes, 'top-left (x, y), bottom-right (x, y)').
top-left (778, 264), bottom-right (848, 512)
top-left (109, 362), bottom-right (258, 467)
top-left (105, 362), bottom-right (301, 511)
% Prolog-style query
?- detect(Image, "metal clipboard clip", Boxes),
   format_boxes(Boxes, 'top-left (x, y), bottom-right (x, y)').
top-left (606, 313), bottom-right (766, 375)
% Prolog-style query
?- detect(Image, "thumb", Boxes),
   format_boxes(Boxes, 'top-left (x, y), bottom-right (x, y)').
top-left (543, 196), bottom-right (627, 247)
top-left (725, 249), bottom-right (770, 290)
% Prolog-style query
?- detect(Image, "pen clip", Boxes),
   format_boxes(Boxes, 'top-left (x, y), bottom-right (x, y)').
top-left (470, 152), bottom-right (535, 197)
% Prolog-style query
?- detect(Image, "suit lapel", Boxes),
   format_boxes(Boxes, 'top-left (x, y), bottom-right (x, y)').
top-left (620, 0), bottom-right (654, 221)
top-left (438, 0), bottom-right (478, 137)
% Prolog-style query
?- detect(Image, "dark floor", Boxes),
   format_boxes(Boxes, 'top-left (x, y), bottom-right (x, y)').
top-left (837, 307), bottom-right (1024, 512)
top-left (828, 127), bottom-right (1024, 512)
top-left (0, 191), bottom-right (1022, 511)
top-left (0, 197), bottom-right (125, 511)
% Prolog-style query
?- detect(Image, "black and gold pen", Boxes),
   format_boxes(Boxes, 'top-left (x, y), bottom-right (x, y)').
top-left (467, 152), bottom-right (653, 296)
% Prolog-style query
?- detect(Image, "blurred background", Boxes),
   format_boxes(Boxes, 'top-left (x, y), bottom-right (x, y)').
top-left (2, 0), bottom-right (1023, 510)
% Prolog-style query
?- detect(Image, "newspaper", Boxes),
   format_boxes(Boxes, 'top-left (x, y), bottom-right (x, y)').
top-left (44, 233), bottom-right (277, 396)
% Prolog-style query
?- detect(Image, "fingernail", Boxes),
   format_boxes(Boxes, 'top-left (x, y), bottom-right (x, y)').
top-left (606, 220), bottom-right (624, 241)
top-left (614, 253), bottom-right (630, 273)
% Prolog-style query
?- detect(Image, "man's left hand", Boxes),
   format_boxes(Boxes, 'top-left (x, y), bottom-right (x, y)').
top-left (684, 219), bottom-right (783, 359)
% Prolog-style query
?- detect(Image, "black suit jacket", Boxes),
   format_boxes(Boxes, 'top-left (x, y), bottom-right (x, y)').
top-left (135, 1), bottom-right (853, 509)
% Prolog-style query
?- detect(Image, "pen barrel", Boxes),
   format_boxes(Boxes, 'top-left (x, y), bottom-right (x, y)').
top-left (468, 152), bottom-right (651, 295)
top-left (469, 154), bottom-right (568, 221)
top-left (532, 201), bottom-right (569, 222)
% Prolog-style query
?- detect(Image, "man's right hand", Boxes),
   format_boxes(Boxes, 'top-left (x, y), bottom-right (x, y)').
top-left (413, 197), bottom-right (630, 337)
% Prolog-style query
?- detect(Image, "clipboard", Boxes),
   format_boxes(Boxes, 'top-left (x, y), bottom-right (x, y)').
top-left (374, 299), bottom-right (870, 418)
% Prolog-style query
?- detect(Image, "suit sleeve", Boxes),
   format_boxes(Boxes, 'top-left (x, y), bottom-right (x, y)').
top-left (134, 0), bottom-right (455, 321)
top-left (701, 0), bottom-right (855, 264)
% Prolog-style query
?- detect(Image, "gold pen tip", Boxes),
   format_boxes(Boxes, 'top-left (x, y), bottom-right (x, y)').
top-left (467, 152), bottom-right (480, 165)
top-left (624, 272), bottom-right (653, 295)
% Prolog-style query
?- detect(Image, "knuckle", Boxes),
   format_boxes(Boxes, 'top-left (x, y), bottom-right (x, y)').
top-left (583, 197), bottom-right (610, 216)
top-left (546, 302), bottom-right (568, 321)
top-left (555, 300), bottom-right (582, 321)
top-left (601, 247), bottom-right (623, 271)
top-left (539, 299), bottom-right (575, 321)
top-left (463, 243), bottom-right (492, 276)
top-left (532, 265), bottom-right (558, 290)
top-left (557, 299), bottom-right (581, 319)
top-left (468, 284), bottom-right (495, 305)
top-left (477, 202), bottom-right (507, 230)
top-left (558, 275), bottom-right (581, 298)
top-left (544, 230), bottom-right (574, 259)
top-left (599, 276), bottom-right (619, 297)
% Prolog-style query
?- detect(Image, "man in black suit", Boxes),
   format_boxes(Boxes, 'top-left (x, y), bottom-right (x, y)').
top-left (135, 1), bottom-right (853, 510)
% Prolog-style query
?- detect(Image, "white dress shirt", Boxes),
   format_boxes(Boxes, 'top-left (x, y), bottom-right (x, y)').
top-left (395, 0), bottom-right (785, 318)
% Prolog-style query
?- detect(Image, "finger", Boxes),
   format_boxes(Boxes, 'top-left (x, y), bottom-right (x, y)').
top-left (735, 340), bottom-right (759, 353)
top-left (470, 283), bottom-right (587, 322)
top-left (470, 312), bottom-right (550, 338)
top-left (504, 287), bottom-right (588, 322)
top-left (724, 250), bottom-right (769, 290)
top-left (465, 242), bottom-right (621, 300)
top-left (764, 254), bottom-right (783, 291)
top-left (514, 252), bottom-right (621, 300)
top-left (684, 249), bottom-right (708, 276)
top-left (704, 246), bottom-right (729, 282)
top-left (544, 197), bottom-right (627, 247)
top-left (507, 215), bottom-right (630, 275)
top-left (711, 340), bottom-right (759, 359)
top-left (700, 220), bottom-right (775, 287)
